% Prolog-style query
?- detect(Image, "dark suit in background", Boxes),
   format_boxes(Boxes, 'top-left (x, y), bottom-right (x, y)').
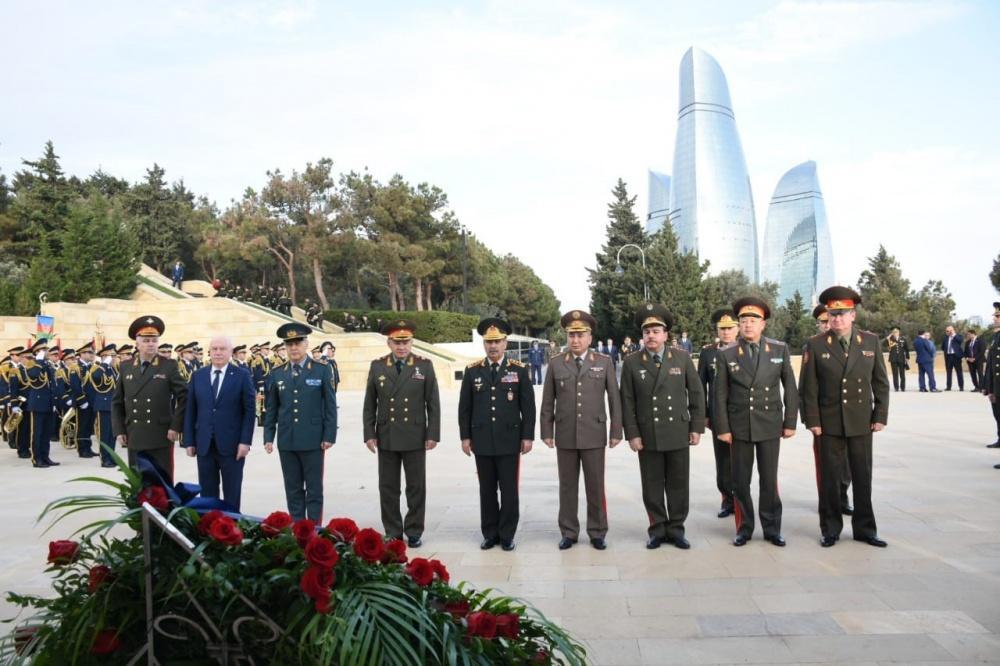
top-left (184, 364), bottom-right (256, 511)
top-left (965, 336), bottom-right (984, 390)
top-left (914, 336), bottom-right (937, 391)
top-left (941, 332), bottom-right (965, 390)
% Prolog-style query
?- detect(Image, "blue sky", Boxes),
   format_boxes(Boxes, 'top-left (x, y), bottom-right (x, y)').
top-left (2, 1), bottom-right (998, 320)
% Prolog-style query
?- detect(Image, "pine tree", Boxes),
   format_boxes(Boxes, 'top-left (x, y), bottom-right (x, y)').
top-left (588, 179), bottom-right (648, 343)
top-left (644, 222), bottom-right (710, 341)
top-left (10, 141), bottom-right (75, 260)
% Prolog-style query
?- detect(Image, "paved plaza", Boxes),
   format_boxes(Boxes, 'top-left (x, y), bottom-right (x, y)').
top-left (2, 384), bottom-right (999, 664)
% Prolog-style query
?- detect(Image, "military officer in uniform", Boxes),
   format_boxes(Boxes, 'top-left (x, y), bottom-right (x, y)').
top-left (118, 344), bottom-right (133, 364)
top-left (111, 316), bottom-right (188, 480)
top-left (90, 344), bottom-right (119, 467)
top-left (812, 305), bottom-right (853, 514)
top-left (320, 341), bottom-right (340, 391)
top-left (799, 286), bottom-right (890, 547)
top-left (983, 303), bottom-right (1000, 461)
top-left (885, 326), bottom-right (910, 392)
top-left (540, 310), bottom-right (623, 550)
top-left (714, 297), bottom-right (798, 547)
top-left (698, 308), bottom-right (739, 519)
top-left (76, 341), bottom-right (97, 458)
top-left (263, 323), bottom-right (338, 521)
top-left (363, 320), bottom-right (441, 547)
top-left (12, 339), bottom-right (61, 468)
top-left (233, 344), bottom-right (249, 369)
top-left (621, 304), bottom-right (705, 550)
top-left (458, 318), bottom-right (535, 551)
top-left (157, 343), bottom-right (173, 360)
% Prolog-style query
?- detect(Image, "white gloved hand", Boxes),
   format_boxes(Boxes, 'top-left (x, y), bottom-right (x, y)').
top-left (102, 356), bottom-right (111, 365)
top-left (36, 351), bottom-right (45, 361)
top-left (11, 407), bottom-right (21, 414)
top-left (81, 402), bottom-right (89, 410)
top-left (66, 399), bottom-right (73, 407)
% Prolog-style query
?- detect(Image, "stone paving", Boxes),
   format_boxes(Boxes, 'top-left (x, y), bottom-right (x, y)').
top-left (2, 383), bottom-right (999, 664)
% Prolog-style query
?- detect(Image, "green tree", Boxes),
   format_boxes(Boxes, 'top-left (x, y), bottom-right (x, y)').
top-left (644, 223), bottom-right (711, 340)
top-left (990, 252), bottom-right (1000, 294)
top-left (10, 141), bottom-right (75, 261)
top-left (122, 164), bottom-right (189, 272)
top-left (588, 179), bottom-right (648, 343)
top-left (856, 245), bottom-right (912, 335)
top-left (774, 291), bottom-right (812, 350)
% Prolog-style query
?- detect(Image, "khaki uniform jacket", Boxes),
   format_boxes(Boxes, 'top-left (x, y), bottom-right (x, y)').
top-left (111, 356), bottom-right (187, 450)
top-left (458, 357), bottom-right (535, 456)
top-left (799, 328), bottom-right (890, 437)
top-left (540, 351), bottom-right (623, 449)
top-left (363, 354), bottom-right (441, 451)
top-left (621, 347), bottom-right (705, 451)
top-left (713, 338), bottom-right (798, 441)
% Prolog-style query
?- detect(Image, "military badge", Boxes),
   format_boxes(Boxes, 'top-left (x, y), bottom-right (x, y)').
top-left (821, 352), bottom-right (831, 359)
top-left (862, 350), bottom-right (875, 357)
top-left (507, 390), bottom-right (514, 401)
top-left (669, 367), bottom-right (682, 375)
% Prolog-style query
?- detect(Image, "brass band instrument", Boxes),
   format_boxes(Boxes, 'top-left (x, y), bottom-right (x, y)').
top-left (60, 407), bottom-right (79, 449)
top-left (255, 389), bottom-right (265, 426)
top-left (3, 398), bottom-right (25, 435)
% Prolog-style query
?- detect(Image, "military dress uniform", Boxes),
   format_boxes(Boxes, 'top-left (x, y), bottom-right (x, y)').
top-left (621, 304), bottom-right (705, 548)
top-left (76, 342), bottom-right (97, 458)
top-left (111, 316), bottom-right (188, 481)
top-left (698, 308), bottom-right (739, 517)
top-left (89, 345), bottom-right (119, 467)
top-left (458, 318), bottom-right (536, 548)
top-left (264, 324), bottom-right (338, 522)
top-left (811, 305), bottom-right (853, 513)
top-left (363, 320), bottom-right (441, 543)
top-left (12, 340), bottom-right (60, 467)
top-left (984, 303), bottom-right (1000, 453)
top-left (713, 298), bottom-right (798, 546)
top-left (0, 349), bottom-right (18, 448)
top-left (540, 310), bottom-right (623, 548)
top-left (886, 332), bottom-right (910, 391)
top-left (799, 287), bottom-right (890, 547)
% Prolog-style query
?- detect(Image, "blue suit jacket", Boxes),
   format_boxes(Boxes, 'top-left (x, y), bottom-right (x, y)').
top-left (914, 337), bottom-right (936, 365)
top-left (183, 364), bottom-right (255, 456)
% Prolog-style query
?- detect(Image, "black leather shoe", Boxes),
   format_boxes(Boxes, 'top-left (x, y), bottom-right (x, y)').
top-left (986, 442), bottom-right (1000, 448)
top-left (590, 537), bottom-right (607, 550)
top-left (101, 462), bottom-right (116, 468)
top-left (767, 535), bottom-right (786, 547)
top-left (733, 534), bottom-right (749, 547)
top-left (407, 536), bottom-right (422, 548)
top-left (842, 505), bottom-right (854, 515)
top-left (18, 453), bottom-right (32, 459)
top-left (501, 539), bottom-right (515, 552)
top-left (930, 389), bottom-right (941, 392)
top-left (44, 460), bottom-right (60, 466)
top-left (717, 505), bottom-right (734, 518)
top-left (856, 535), bottom-right (887, 548)
top-left (558, 537), bottom-right (576, 550)
top-left (820, 535), bottom-right (837, 547)
top-left (32, 461), bottom-right (50, 468)
top-left (480, 537), bottom-right (498, 550)
top-left (646, 536), bottom-right (664, 549)
top-left (672, 536), bottom-right (691, 550)
top-left (994, 463), bottom-right (1000, 469)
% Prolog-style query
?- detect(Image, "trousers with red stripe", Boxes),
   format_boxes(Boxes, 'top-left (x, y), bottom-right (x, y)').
top-left (731, 438), bottom-right (782, 539)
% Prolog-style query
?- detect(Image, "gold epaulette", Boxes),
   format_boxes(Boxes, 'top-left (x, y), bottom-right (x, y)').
top-left (508, 358), bottom-right (525, 367)
top-left (466, 359), bottom-right (485, 369)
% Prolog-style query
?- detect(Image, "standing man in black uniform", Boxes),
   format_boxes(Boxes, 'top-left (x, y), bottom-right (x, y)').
top-left (983, 303), bottom-right (1000, 459)
top-left (698, 308), bottom-right (739, 518)
top-left (713, 297), bottom-right (798, 547)
top-left (812, 305), bottom-right (853, 514)
top-left (885, 326), bottom-right (910, 392)
top-left (458, 318), bottom-right (535, 551)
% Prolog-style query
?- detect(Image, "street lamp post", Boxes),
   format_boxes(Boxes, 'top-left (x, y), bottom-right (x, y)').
top-left (615, 244), bottom-right (649, 301)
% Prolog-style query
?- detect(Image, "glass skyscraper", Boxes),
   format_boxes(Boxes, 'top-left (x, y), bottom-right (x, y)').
top-left (668, 47), bottom-right (758, 281)
top-left (761, 161), bottom-right (834, 305)
top-left (646, 170), bottom-right (670, 234)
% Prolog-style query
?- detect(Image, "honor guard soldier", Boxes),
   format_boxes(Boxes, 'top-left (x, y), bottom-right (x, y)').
top-left (698, 308), bottom-right (739, 518)
top-left (813, 305), bottom-right (853, 514)
top-left (621, 304), bottom-right (705, 550)
top-left (984, 303), bottom-right (1000, 462)
top-left (12, 339), bottom-right (61, 468)
top-left (76, 341), bottom-right (97, 458)
top-left (320, 341), bottom-right (340, 391)
top-left (118, 344), bottom-right (133, 364)
top-left (90, 344), bottom-right (119, 467)
top-left (885, 326), bottom-right (910, 392)
top-left (111, 316), bottom-right (188, 480)
top-left (8, 347), bottom-right (34, 459)
top-left (799, 287), bottom-right (890, 547)
top-left (714, 297), bottom-right (798, 547)
top-left (61, 349), bottom-right (95, 458)
top-left (233, 344), bottom-right (249, 369)
top-left (540, 310), bottom-right (623, 551)
top-left (0, 346), bottom-right (24, 449)
top-left (458, 318), bottom-right (535, 551)
top-left (157, 343), bottom-right (173, 360)
top-left (363, 320), bottom-right (441, 547)
top-left (263, 323), bottom-right (338, 521)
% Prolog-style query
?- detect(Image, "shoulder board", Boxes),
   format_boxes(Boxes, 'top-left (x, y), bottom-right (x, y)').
top-left (412, 354), bottom-right (427, 362)
top-left (720, 341), bottom-right (739, 350)
top-left (272, 361), bottom-right (288, 371)
top-left (764, 337), bottom-right (785, 347)
top-left (508, 358), bottom-right (525, 367)
top-left (592, 351), bottom-right (609, 359)
top-left (701, 343), bottom-right (714, 350)
top-left (624, 348), bottom-right (644, 359)
top-left (466, 359), bottom-right (485, 369)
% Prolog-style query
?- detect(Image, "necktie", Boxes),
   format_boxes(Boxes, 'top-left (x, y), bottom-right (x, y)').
top-left (395, 359), bottom-right (404, 374)
top-left (141, 360), bottom-right (149, 374)
top-left (490, 362), bottom-right (498, 381)
top-left (292, 364), bottom-right (301, 378)
top-left (575, 357), bottom-right (583, 372)
top-left (653, 353), bottom-right (661, 368)
top-left (749, 343), bottom-right (760, 369)
top-left (839, 337), bottom-right (849, 353)
top-left (212, 369), bottom-right (221, 398)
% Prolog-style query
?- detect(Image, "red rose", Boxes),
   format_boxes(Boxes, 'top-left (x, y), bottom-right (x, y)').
top-left (197, 510), bottom-right (225, 537)
top-left (300, 565), bottom-right (335, 600)
top-left (532, 648), bottom-right (550, 664)
top-left (209, 516), bottom-right (243, 546)
top-left (90, 628), bottom-right (122, 654)
top-left (305, 537), bottom-right (340, 569)
top-left (315, 593), bottom-right (334, 614)
top-left (430, 558), bottom-right (450, 583)
top-left (261, 511), bottom-right (294, 537)
top-left (137, 485), bottom-right (169, 512)
top-left (88, 565), bottom-right (113, 594)
top-left (47, 540), bottom-right (79, 566)
top-left (404, 557), bottom-right (435, 587)
top-left (383, 538), bottom-right (408, 564)
top-left (352, 528), bottom-right (386, 563)
top-left (496, 613), bottom-right (520, 639)
top-left (293, 519), bottom-right (317, 547)
top-left (444, 599), bottom-right (470, 619)
top-left (466, 611), bottom-right (497, 639)
top-left (326, 517), bottom-right (359, 543)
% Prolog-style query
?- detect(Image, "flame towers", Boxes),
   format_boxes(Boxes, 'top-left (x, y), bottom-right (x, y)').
top-left (667, 47), bottom-right (759, 281)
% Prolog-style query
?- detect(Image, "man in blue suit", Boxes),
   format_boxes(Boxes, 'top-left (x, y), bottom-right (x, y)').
top-left (183, 335), bottom-right (256, 511)
top-left (171, 260), bottom-right (185, 289)
top-left (914, 331), bottom-right (940, 393)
